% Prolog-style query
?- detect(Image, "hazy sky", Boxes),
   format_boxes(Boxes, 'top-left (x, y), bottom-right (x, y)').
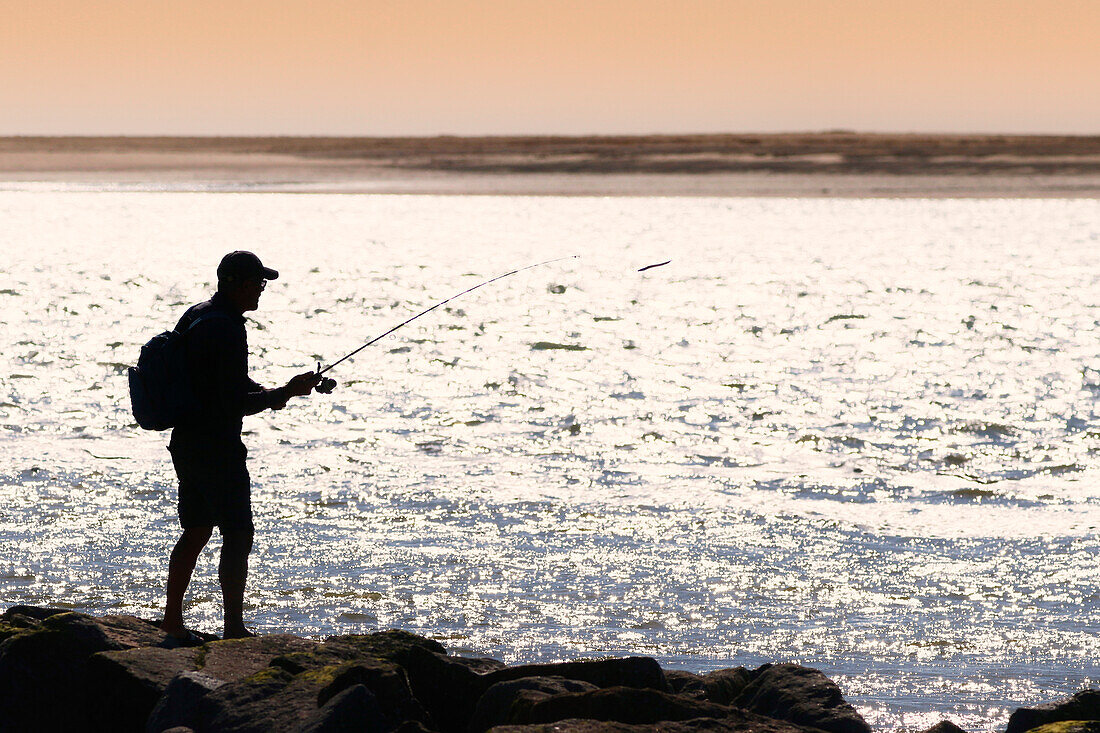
top-left (4, 0), bottom-right (1099, 136)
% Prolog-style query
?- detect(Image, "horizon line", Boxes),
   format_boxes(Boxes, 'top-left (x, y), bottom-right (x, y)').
top-left (5, 130), bottom-right (1100, 141)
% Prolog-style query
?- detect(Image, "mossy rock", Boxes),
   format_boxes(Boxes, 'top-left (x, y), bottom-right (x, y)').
top-left (1, 605), bottom-right (70, 623)
top-left (191, 649), bottom-right (438, 732)
top-left (0, 618), bottom-right (117, 730)
top-left (196, 662), bottom-right (352, 731)
top-left (198, 634), bottom-right (318, 682)
top-left (322, 629), bottom-right (446, 665)
top-left (1008, 691), bottom-right (1100, 733)
top-left (0, 611), bottom-right (191, 731)
top-left (243, 664), bottom-right (298, 686)
top-left (297, 663), bottom-right (346, 689)
top-left (1026, 722), bottom-right (1100, 733)
top-left (271, 648), bottom-right (354, 675)
top-left (270, 629), bottom-right (446, 677)
top-left (0, 622), bottom-right (25, 643)
top-left (316, 658), bottom-right (432, 726)
top-left (87, 645), bottom-right (203, 732)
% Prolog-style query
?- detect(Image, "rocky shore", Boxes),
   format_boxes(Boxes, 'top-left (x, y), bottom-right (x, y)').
top-left (0, 605), bottom-right (1096, 733)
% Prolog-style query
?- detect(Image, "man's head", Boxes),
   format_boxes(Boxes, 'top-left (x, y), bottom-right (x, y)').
top-left (217, 251), bottom-right (279, 313)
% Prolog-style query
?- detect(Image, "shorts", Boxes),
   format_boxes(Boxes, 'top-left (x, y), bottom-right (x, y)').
top-left (168, 436), bottom-right (253, 531)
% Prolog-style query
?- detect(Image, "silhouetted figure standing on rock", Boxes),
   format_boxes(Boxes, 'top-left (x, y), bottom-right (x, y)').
top-left (161, 251), bottom-right (320, 641)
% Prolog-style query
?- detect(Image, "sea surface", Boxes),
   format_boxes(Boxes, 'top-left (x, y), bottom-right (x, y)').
top-left (2, 188), bottom-right (1099, 730)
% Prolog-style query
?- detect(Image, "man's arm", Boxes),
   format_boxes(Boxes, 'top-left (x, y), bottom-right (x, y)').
top-left (195, 320), bottom-right (321, 416)
top-left (266, 372), bottom-right (322, 410)
top-left (243, 376), bottom-right (281, 415)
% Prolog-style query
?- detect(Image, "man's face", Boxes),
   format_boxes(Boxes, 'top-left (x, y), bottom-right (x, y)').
top-left (241, 277), bottom-right (266, 311)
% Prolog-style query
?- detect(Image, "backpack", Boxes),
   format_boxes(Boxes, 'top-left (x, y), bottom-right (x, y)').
top-left (127, 311), bottom-right (228, 431)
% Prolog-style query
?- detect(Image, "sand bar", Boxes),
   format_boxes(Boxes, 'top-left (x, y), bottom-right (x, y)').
top-left (3, 134), bottom-right (1100, 196)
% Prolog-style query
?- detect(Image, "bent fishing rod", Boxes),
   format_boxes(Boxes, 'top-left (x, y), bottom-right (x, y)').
top-left (312, 255), bottom-right (580, 391)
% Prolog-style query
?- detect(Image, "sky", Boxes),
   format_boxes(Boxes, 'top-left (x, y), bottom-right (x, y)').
top-left (3, 0), bottom-right (1099, 136)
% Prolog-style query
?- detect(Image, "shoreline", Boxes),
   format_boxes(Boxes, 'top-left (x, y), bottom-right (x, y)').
top-left (1, 605), bottom-right (1092, 733)
top-left (3, 134), bottom-right (1100, 197)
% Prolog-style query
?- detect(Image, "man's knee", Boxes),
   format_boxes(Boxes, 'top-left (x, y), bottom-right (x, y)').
top-left (221, 527), bottom-right (254, 556)
top-left (171, 526), bottom-right (212, 561)
top-left (183, 526), bottom-right (214, 543)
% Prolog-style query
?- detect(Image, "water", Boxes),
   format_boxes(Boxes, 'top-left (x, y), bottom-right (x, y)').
top-left (2, 188), bottom-right (1100, 731)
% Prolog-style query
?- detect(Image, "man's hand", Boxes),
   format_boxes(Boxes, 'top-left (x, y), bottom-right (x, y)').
top-left (268, 371), bottom-right (323, 411)
top-left (285, 371), bottom-right (323, 397)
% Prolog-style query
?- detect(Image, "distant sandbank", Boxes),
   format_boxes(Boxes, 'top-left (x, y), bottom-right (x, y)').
top-left (3, 134), bottom-right (1100, 197)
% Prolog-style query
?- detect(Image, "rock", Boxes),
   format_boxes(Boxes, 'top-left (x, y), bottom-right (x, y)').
top-left (271, 630), bottom-right (448, 676)
top-left (456, 656), bottom-right (508, 674)
top-left (146, 671), bottom-right (225, 733)
top-left (42, 611), bottom-right (169, 650)
top-left (702, 669), bottom-right (754, 706)
top-left (87, 645), bottom-right (202, 732)
top-left (140, 636), bottom-right (320, 732)
top-left (161, 630), bottom-right (451, 733)
top-left (0, 605), bottom-right (72, 623)
top-left (489, 709), bottom-right (823, 733)
top-left (1007, 692), bottom-right (1100, 733)
top-left (196, 665), bottom-right (306, 732)
top-left (187, 656), bottom-right (423, 732)
top-left (1024, 724), bottom-right (1100, 733)
top-left (0, 604), bottom-right (69, 640)
top-left (0, 622), bottom-right (25, 644)
top-left (734, 664), bottom-right (870, 733)
top-left (399, 646), bottom-right (493, 733)
top-left (322, 630), bottom-right (448, 665)
top-left (920, 721), bottom-right (969, 733)
top-left (491, 721), bottom-right (642, 733)
top-left (663, 669), bottom-right (753, 707)
top-left (666, 671), bottom-right (707, 699)
top-left (470, 676), bottom-right (599, 732)
top-left (510, 686), bottom-right (730, 726)
top-left (483, 658), bottom-right (669, 693)
top-left (201, 634), bottom-right (319, 682)
top-left (268, 633), bottom-right (473, 732)
top-left (0, 611), bottom-right (182, 731)
top-left (301, 684), bottom-right (388, 733)
top-left (397, 722), bottom-right (438, 733)
top-left (316, 658), bottom-right (432, 726)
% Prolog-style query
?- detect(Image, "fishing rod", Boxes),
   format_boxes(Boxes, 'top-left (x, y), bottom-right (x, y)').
top-left (313, 255), bottom-right (580, 392)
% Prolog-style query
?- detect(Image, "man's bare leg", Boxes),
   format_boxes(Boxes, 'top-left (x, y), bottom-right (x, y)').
top-left (161, 526), bottom-right (213, 638)
top-left (220, 527), bottom-right (255, 639)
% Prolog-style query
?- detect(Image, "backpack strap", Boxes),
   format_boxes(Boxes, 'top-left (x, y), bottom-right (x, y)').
top-left (176, 309), bottom-right (233, 335)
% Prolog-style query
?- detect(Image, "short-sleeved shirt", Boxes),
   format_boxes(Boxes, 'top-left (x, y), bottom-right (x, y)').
top-left (168, 292), bottom-right (280, 530)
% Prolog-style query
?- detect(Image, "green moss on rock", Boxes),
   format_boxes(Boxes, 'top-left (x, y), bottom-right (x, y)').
top-left (297, 663), bottom-right (346, 688)
top-left (193, 643), bottom-right (209, 669)
top-left (0, 622), bottom-right (26, 643)
top-left (243, 666), bottom-right (296, 686)
top-left (1027, 722), bottom-right (1100, 733)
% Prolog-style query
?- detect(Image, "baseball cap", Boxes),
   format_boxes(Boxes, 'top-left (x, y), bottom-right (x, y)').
top-left (217, 251), bottom-right (279, 284)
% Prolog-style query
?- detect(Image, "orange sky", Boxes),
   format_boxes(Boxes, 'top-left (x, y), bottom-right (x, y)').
top-left (3, 0), bottom-right (1099, 135)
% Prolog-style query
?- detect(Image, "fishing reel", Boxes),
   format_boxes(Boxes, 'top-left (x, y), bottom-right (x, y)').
top-left (315, 363), bottom-right (337, 394)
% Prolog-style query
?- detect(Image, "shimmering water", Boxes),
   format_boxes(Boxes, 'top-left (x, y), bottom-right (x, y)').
top-left (2, 189), bottom-right (1100, 731)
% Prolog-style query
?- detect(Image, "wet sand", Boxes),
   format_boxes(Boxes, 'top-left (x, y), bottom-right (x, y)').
top-left (3, 134), bottom-right (1100, 196)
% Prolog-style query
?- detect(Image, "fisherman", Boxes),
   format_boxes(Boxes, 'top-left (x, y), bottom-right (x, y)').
top-left (160, 251), bottom-right (321, 641)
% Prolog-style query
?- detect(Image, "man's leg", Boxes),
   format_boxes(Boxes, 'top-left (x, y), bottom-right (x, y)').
top-left (161, 526), bottom-right (213, 638)
top-left (219, 526), bottom-right (255, 639)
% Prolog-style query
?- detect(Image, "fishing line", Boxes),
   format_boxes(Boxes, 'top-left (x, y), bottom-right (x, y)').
top-left (315, 255), bottom-right (579, 386)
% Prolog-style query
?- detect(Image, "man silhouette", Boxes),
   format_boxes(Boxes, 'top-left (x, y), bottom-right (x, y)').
top-left (160, 251), bottom-right (320, 641)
